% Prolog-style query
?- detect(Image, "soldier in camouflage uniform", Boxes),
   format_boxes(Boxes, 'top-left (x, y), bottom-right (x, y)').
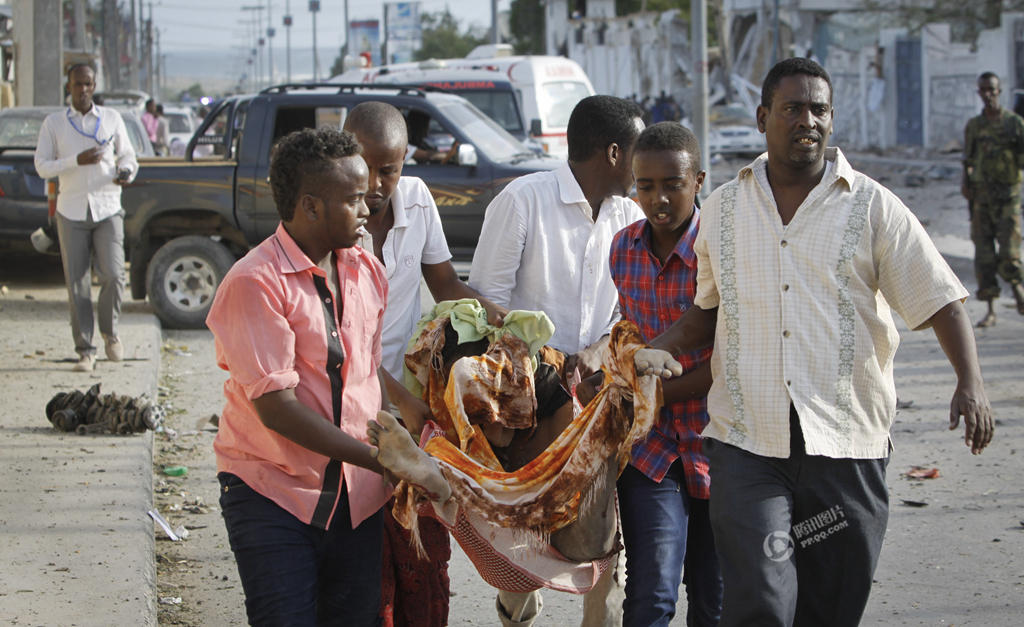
top-left (962, 71), bottom-right (1024, 327)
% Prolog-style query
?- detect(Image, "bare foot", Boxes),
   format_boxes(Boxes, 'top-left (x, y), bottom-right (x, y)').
top-left (550, 452), bottom-right (618, 562)
top-left (976, 312), bottom-right (996, 328)
top-left (1013, 283), bottom-right (1024, 315)
top-left (367, 410), bottom-right (452, 502)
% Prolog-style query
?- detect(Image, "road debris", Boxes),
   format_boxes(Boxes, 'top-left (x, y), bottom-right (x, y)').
top-left (45, 383), bottom-right (163, 434)
top-left (903, 466), bottom-right (941, 480)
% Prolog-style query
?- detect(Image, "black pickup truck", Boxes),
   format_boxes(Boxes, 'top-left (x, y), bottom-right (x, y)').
top-left (121, 84), bottom-right (557, 328)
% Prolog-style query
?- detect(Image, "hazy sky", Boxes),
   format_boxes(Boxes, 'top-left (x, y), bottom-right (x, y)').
top-left (154, 0), bottom-right (507, 53)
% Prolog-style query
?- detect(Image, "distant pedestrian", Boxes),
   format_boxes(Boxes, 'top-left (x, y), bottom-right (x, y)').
top-left (206, 127), bottom-right (392, 625)
top-left (638, 57), bottom-right (993, 626)
top-left (141, 98), bottom-right (158, 144)
top-left (154, 104), bottom-right (169, 156)
top-left (34, 62), bottom-right (137, 372)
top-left (961, 70), bottom-right (1024, 326)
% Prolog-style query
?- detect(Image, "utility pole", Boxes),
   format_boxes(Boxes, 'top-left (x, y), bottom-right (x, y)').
top-left (691, 0), bottom-right (710, 195)
top-left (71, 0), bottom-right (86, 49)
top-left (146, 2), bottom-right (154, 95)
top-left (491, 0), bottom-right (498, 44)
top-left (342, 0), bottom-right (348, 60)
top-left (266, 0), bottom-right (274, 87)
top-left (284, 1), bottom-right (292, 83)
top-left (242, 5), bottom-right (265, 89)
top-left (310, 1), bottom-right (320, 81)
top-left (130, 0), bottom-right (139, 89)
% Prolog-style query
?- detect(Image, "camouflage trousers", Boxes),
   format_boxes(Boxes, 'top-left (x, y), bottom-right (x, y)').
top-left (970, 185), bottom-right (1023, 300)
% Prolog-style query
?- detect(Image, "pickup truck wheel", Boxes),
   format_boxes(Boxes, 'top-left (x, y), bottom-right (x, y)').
top-left (146, 235), bottom-right (235, 329)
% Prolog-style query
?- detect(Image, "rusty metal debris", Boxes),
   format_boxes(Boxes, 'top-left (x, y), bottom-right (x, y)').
top-left (45, 383), bottom-right (163, 435)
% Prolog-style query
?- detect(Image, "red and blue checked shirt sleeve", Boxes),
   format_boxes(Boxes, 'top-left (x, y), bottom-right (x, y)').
top-left (610, 212), bottom-right (712, 499)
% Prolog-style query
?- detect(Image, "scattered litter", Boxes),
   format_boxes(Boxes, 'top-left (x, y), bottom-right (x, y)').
top-left (46, 383), bottom-right (163, 435)
top-left (0, 284), bottom-right (7, 295)
top-left (903, 466), bottom-right (940, 480)
top-left (163, 465), bottom-right (188, 477)
top-left (195, 414), bottom-right (219, 431)
top-left (149, 509), bottom-right (181, 541)
top-left (174, 524), bottom-right (190, 540)
top-left (900, 499), bottom-right (929, 507)
top-left (159, 596), bottom-right (182, 605)
top-left (24, 294), bottom-right (35, 300)
top-left (896, 398), bottom-right (914, 409)
top-left (904, 174), bottom-right (926, 187)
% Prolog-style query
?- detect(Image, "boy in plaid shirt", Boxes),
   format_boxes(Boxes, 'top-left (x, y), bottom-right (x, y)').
top-left (582, 122), bottom-right (722, 626)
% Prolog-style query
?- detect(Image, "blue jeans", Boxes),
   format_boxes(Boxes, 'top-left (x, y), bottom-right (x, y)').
top-left (617, 461), bottom-right (722, 627)
top-left (218, 472), bottom-right (383, 626)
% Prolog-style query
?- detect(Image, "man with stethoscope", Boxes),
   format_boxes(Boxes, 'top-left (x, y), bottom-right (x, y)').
top-left (35, 62), bottom-right (138, 372)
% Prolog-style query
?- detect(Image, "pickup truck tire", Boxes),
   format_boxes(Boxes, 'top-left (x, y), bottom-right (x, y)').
top-left (145, 235), bottom-right (236, 329)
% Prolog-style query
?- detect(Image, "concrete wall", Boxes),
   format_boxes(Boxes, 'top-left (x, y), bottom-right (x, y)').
top-left (13, 0), bottom-right (62, 107)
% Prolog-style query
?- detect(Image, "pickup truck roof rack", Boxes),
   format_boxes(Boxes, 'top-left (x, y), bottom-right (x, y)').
top-left (260, 83), bottom-right (430, 98)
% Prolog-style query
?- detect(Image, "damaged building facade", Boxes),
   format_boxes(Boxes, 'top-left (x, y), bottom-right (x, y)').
top-left (546, 0), bottom-right (1024, 151)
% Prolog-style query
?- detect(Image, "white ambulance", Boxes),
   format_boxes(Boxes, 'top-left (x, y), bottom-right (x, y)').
top-left (331, 45), bottom-right (595, 159)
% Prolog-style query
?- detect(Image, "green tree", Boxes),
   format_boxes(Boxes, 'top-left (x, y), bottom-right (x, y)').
top-left (509, 0), bottom-right (545, 54)
top-left (415, 9), bottom-right (486, 61)
top-left (329, 51), bottom-right (347, 77)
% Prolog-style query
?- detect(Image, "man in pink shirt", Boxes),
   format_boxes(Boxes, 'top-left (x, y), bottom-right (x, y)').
top-left (206, 127), bottom-right (393, 625)
top-left (141, 98), bottom-right (158, 144)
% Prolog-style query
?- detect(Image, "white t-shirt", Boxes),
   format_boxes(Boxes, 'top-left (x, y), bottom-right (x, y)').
top-left (358, 176), bottom-right (452, 377)
top-left (468, 163), bottom-right (643, 354)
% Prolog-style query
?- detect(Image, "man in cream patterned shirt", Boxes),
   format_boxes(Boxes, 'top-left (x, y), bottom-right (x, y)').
top-left (635, 58), bottom-right (993, 626)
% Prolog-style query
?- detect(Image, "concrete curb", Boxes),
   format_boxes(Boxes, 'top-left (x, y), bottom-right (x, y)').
top-left (0, 289), bottom-right (162, 626)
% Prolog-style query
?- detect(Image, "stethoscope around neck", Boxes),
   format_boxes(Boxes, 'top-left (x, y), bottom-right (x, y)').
top-left (66, 106), bottom-right (110, 146)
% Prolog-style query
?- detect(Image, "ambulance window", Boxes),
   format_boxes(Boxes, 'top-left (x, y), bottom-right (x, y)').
top-left (542, 81), bottom-right (592, 128)
top-left (459, 91), bottom-right (524, 135)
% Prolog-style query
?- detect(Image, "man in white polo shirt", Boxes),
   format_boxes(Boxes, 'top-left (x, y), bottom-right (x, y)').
top-left (35, 62), bottom-right (137, 372)
top-left (343, 101), bottom-right (505, 627)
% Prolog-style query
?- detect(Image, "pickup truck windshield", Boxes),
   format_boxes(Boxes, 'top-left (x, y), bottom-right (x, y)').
top-left (435, 101), bottom-right (527, 163)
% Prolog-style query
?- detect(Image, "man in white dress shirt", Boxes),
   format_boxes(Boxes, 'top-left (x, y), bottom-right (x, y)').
top-left (469, 94), bottom-right (645, 627)
top-left (35, 63), bottom-right (138, 372)
top-left (636, 57), bottom-right (993, 626)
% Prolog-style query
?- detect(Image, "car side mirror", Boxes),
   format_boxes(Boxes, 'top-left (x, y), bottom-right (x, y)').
top-left (457, 143), bottom-right (478, 167)
top-left (529, 118), bottom-right (542, 137)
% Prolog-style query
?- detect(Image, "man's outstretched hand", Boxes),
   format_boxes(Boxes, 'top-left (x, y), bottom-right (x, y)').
top-left (634, 348), bottom-right (682, 379)
top-left (948, 381), bottom-right (994, 455)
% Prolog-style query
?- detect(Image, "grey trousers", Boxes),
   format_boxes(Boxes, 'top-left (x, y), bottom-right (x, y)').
top-left (704, 408), bottom-right (889, 627)
top-left (56, 210), bottom-right (125, 357)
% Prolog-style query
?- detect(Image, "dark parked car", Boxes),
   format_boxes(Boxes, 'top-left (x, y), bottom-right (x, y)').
top-left (0, 106), bottom-right (154, 250)
top-left (120, 83), bottom-right (558, 327)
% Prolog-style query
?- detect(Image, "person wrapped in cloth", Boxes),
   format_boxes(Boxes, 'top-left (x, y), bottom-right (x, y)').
top-left (366, 300), bottom-right (664, 625)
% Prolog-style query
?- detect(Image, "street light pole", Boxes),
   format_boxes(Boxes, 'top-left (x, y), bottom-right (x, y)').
top-left (266, 0), bottom-right (274, 86)
top-left (242, 5), bottom-right (265, 89)
top-left (310, 1), bottom-right (320, 81)
top-left (284, 2), bottom-right (293, 83)
top-left (692, 0), bottom-right (710, 196)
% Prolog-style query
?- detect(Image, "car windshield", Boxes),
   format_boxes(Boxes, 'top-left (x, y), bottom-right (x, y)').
top-left (434, 100), bottom-right (529, 162)
top-left (540, 81), bottom-right (591, 129)
top-left (166, 113), bottom-right (192, 133)
top-left (456, 90), bottom-right (524, 135)
top-left (0, 109), bottom-right (150, 155)
top-left (710, 105), bottom-right (757, 126)
top-left (0, 111), bottom-right (47, 147)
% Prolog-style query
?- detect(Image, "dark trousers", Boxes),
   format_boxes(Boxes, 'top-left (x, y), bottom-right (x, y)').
top-left (703, 409), bottom-right (889, 627)
top-left (218, 472), bottom-right (383, 627)
top-left (618, 461), bottom-right (722, 627)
